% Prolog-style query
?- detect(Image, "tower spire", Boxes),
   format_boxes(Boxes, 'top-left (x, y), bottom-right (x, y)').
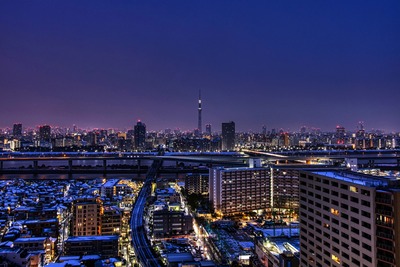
top-left (198, 90), bottom-right (202, 135)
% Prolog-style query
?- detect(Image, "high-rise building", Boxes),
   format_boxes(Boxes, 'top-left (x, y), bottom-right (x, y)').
top-left (205, 124), bottom-right (212, 136)
top-left (375, 190), bottom-right (400, 267)
top-left (134, 120), bottom-right (146, 150)
top-left (39, 125), bottom-right (51, 141)
top-left (262, 125), bottom-right (267, 135)
top-left (282, 132), bottom-right (290, 147)
top-left (336, 125), bottom-right (346, 144)
top-left (185, 173), bottom-right (209, 195)
top-left (101, 206), bottom-right (122, 236)
top-left (210, 167), bottom-right (271, 215)
top-left (198, 90), bottom-right (202, 135)
top-left (222, 121), bottom-right (235, 151)
top-left (71, 197), bottom-right (102, 236)
top-left (71, 196), bottom-right (122, 237)
top-left (86, 131), bottom-right (97, 146)
top-left (13, 123), bottom-right (22, 137)
top-left (299, 171), bottom-right (400, 267)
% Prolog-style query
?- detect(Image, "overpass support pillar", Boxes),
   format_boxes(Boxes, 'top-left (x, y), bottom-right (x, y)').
top-left (68, 160), bottom-right (73, 171)
top-left (103, 159), bottom-right (107, 171)
top-left (0, 161), bottom-right (2, 170)
top-left (137, 159), bottom-right (141, 171)
top-left (33, 160), bottom-right (38, 170)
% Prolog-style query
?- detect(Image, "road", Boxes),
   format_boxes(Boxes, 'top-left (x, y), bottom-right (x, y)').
top-left (130, 159), bottom-right (162, 267)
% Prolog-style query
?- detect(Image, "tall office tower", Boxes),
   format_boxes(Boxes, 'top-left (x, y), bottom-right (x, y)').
top-left (72, 197), bottom-right (103, 236)
top-left (299, 171), bottom-right (400, 267)
top-left (86, 131), bottom-right (97, 146)
top-left (282, 132), bottom-right (290, 147)
top-left (205, 124), bottom-right (212, 136)
top-left (134, 120), bottom-right (146, 150)
top-left (39, 125), bottom-right (51, 141)
top-left (222, 121), bottom-right (235, 151)
top-left (336, 125), bottom-right (346, 144)
top-left (262, 125), bottom-right (267, 135)
top-left (13, 123), bottom-right (22, 137)
top-left (209, 167), bottom-right (271, 215)
top-left (198, 90), bottom-right (202, 135)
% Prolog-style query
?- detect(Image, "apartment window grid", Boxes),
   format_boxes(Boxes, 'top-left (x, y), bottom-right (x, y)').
top-left (273, 169), bottom-right (300, 211)
top-left (375, 191), bottom-right (396, 266)
top-left (220, 169), bottom-right (271, 214)
top-left (300, 172), bottom-right (376, 267)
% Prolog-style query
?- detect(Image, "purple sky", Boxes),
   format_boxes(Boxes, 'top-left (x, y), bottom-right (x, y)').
top-left (1, 1), bottom-right (399, 132)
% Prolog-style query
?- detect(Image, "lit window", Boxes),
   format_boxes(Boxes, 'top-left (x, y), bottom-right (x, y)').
top-left (331, 208), bottom-right (340, 216)
top-left (331, 254), bottom-right (341, 264)
top-left (350, 186), bottom-right (358, 193)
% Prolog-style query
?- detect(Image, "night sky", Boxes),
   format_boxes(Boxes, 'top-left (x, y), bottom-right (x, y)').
top-left (1, 1), bottom-right (399, 132)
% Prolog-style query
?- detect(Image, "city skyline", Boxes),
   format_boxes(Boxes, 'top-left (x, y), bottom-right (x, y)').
top-left (1, 120), bottom-right (399, 134)
top-left (1, 1), bottom-right (399, 132)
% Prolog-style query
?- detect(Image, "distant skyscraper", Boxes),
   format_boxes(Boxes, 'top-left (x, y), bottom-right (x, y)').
top-left (39, 125), bottom-right (51, 141)
top-left (13, 123), bottom-right (22, 136)
top-left (222, 121), bottom-right (235, 151)
top-left (356, 121), bottom-right (366, 138)
top-left (197, 90), bottom-right (202, 135)
top-left (335, 125), bottom-right (346, 144)
top-left (205, 124), bottom-right (212, 136)
top-left (134, 120), bottom-right (146, 150)
top-left (262, 125), bottom-right (267, 135)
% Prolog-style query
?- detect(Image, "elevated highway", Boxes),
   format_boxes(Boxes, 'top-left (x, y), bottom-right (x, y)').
top-left (130, 160), bottom-right (162, 267)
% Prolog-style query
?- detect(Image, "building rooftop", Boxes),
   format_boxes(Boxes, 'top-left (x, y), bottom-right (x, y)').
top-left (217, 167), bottom-right (266, 172)
top-left (260, 227), bottom-right (300, 239)
top-left (264, 237), bottom-right (300, 257)
top-left (312, 171), bottom-right (394, 187)
top-left (166, 252), bottom-right (194, 262)
top-left (102, 179), bottom-right (120, 188)
top-left (14, 237), bottom-right (47, 243)
top-left (66, 235), bottom-right (118, 242)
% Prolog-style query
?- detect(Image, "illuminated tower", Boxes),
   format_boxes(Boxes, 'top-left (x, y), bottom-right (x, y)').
top-left (198, 90), bottom-right (202, 135)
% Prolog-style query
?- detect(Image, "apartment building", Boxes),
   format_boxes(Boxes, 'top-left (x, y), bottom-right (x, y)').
top-left (71, 197), bottom-right (102, 236)
top-left (299, 171), bottom-right (400, 267)
top-left (153, 209), bottom-right (193, 238)
top-left (209, 165), bottom-right (302, 216)
top-left (209, 167), bottom-right (271, 215)
top-left (185, 173), bottom-right (209, 195)
top-left (64, 235), bottom-right (119, 258)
